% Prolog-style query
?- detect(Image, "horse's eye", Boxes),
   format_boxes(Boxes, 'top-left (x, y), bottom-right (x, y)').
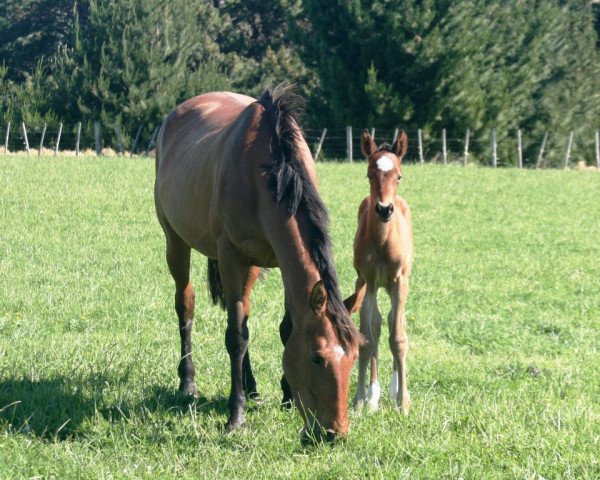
top-left (310, 353), bottom-right (323, 366)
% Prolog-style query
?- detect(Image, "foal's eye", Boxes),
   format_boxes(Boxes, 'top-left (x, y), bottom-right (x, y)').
top-left (310, 353), bottom-right (324, 366)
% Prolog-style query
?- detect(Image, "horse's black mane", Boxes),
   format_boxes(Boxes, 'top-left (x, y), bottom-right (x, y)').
top-left (258, 84), bottom-right (360, 352)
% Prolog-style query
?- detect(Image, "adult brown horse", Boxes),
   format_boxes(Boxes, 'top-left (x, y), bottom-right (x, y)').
top-left (154, 85), bottom-right (361, 442)
top-left (345, 130), bottom-right (414, 414)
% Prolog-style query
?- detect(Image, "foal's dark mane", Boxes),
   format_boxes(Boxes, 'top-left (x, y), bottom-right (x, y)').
top-left (258, 85), bottom-right (360, 352)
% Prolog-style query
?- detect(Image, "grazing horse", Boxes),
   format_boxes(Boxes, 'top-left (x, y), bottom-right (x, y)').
top-left (154, 85), bottom-right (361, 442)
top-left (344, 129), bottom-right (414, 413)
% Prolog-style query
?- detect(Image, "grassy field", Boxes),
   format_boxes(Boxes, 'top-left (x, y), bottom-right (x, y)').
top-left (0, 155), bottom-right (599, 479)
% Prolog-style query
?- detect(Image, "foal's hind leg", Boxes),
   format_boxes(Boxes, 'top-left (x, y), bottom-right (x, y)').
top-left (388, 275), bottom-right (410, 414)
top-left (164, 229), bottom-right (197, 397)
top-left (354, 285), bottom-right (382, 411)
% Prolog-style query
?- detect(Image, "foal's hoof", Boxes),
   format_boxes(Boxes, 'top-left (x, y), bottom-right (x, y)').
top-left (178, 381), bottom-right (198, 398)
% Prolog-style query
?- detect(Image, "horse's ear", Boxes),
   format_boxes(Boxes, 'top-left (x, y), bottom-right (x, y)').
top-left (309, 281), bottom-right (327, 314)
top-left (392, 130), bottom-right (408, 159)
top-left (361, 129), bottom-right (376, 158)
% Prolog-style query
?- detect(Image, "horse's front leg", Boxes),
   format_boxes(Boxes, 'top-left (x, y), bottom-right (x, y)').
top-left (278, 306), bottom-right (293, 408)
top-left (388, 274), bottom-right (410, 414)
top-left (218, 246), bottom-right (255, 431)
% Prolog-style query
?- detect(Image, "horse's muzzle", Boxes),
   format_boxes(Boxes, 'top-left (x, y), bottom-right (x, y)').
top-left (375, 202), bottom-right (394, 223)
top-left (299, 425), bottom-right (344, 445)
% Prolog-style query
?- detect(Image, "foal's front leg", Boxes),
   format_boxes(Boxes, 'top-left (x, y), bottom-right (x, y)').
top-left (388, 275), bottom-right (410, 414)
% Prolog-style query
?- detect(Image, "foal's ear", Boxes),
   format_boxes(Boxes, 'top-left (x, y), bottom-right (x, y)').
top-left (392, 130), bottom-right (408, 159)
top-left (361, 129), bottom-right (377, 158)
top-left (309, 281), bottom-right (328, 314)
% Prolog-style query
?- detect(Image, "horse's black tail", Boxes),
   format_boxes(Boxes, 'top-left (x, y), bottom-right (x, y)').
top-left (207, 258), bottom-right (226, 310)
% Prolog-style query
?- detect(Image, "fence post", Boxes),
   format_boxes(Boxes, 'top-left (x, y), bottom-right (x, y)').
top-left (38, 123), bottom-right (47, 156)
top-left (564, 131), bottom-right (573, 169)
top-left (130, 125), bottom-right (143, 157)
top-left (491, 128), bottom-right (497, 168)
top-left (144, 126), bottom-right (159, 156)
top-left (115, 125), bottom-right (125, 155)
top-left (94, 122), bottom-right (101, 156)
top-left (370, 127), bottom-right (375, 141)
top-left (4, 122), bottom-right (10, 153)
top-left (463, 128), bottom-right (470, 166)
top-left (313, 128), bottom-right (327, 162)
top-left (536, 132), bottom-right (548, 169)
top-left (442, 128), bottom-right (447, 165)
top-left (517, 129), bottom-right (523, 168)
top-left (76, 122), bottom-right (82, 156)
top-left (54, 122), bottom-right (63, 155)
top-left (418, 128), bottom-right (424, 164)
top-left (21, 122), bottom-right (30, 155)
top-left (346, 126), bottom-right (353, 162)
top-left (596, 130), bottom-right (600, 170)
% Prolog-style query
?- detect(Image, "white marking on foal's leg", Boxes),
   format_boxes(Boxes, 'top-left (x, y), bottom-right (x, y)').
top-left (366, 382), bottom-right (381, 411)
top-left (389, 369), bottom-right (399, 401)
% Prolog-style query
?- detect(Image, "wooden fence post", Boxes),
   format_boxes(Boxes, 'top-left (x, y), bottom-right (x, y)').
top-left (392, 128), bottom-right (399, 143)
top-left (370, 127), bottom-right (375, 140)
top-left (463, 128), bottom-right (470, 166)
top-left (442, 128), bottom-right (447, 165)
top-left (130, 125), bottom-right (142, 157)
top-left (144, 126), bottom-right (158, 156)
top-left (54, 123), bottom-right (63, 155)
top-left (564, 131), bottom-right (573, 169)
top-left (94, 122), bottom-right (101, 156)
top-left (38, 123), bottom-right (47, 156)
top-left (418, 128), bottom-right (424, 164)
top-left (4, 122), bottom-right (10, 153)
top-left (536, 132), bottom-right (548, 169)
top-left (346, 126), bottom-right (353, 162)
top-left (21, 122), bottom-right (30, 155)
top-left (115, 125), bottom-right (125, 155)
top-left (517, 129), bottom-right (523, 168)
top-left (596, 130), bottom-right (600, 170)
top-left (491, 128), bottom-right (497, 168)
top-left (313, 128), bottom-right (327, 162)
top-left (76, 122), bottom-right (82, 156)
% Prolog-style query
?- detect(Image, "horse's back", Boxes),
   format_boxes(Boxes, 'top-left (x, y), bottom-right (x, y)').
top-left (155, 92), bottom-right (258, 254)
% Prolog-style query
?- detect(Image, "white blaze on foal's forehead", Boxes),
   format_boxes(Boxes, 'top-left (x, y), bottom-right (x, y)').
top-left (332, 345), bottom-right (346, 361)
top-left (376, 155), bottom-right (394, 172)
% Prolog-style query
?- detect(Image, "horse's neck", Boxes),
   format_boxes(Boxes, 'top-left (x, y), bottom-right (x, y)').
top-left (270, 213), bottom-right (321, 315)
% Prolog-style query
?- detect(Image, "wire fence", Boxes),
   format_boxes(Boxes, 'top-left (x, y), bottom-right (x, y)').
top-left (2, 121), bottom-right (599, 170)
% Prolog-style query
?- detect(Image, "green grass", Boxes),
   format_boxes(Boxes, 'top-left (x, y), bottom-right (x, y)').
top-left (1, 156), bottom-right (599, 479)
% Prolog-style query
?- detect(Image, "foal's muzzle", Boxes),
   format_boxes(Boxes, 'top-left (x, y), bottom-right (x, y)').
top-left (375, 202), bottom-right (394, 223)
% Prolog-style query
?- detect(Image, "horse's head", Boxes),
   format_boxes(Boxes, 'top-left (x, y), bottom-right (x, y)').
top-left (283, 281), bottom-right (358, 443)
top-left (361, 129), bottom-right (408, 223)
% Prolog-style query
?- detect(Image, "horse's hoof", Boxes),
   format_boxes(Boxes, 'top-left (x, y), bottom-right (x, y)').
top-left (247, 391), bottom-right (264, 405)
top-left (224, 416), bottom-right (246, 432)
top-left (178, 382), bottom-right (198, 398)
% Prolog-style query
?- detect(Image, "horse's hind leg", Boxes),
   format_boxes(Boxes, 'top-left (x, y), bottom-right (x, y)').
top-left (164, 227), bottom-right (197, 396)
top-left (354, 284), bottom-right (382, 411)
top-left (388, 274), bottom-right (410, 414)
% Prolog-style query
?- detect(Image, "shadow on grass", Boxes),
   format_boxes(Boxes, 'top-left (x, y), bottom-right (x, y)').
top-left (0, 376), bottom-right (234, 441)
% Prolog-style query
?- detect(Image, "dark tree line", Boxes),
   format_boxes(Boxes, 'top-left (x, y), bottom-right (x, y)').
top-left (1, 0), bottom-right (599, 164)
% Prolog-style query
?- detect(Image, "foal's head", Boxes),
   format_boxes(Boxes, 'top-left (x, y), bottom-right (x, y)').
top-left (361, 129), bottom-right (408, 223)
top-left (283, 281), bottom-right (359, 443)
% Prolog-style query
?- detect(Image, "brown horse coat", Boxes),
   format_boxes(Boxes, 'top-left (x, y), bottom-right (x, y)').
top-left (155, 86), bottom-right (360, 441)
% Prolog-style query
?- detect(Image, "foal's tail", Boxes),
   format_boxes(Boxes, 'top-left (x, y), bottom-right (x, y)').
top-left (207, 258), bottom-right (226, 310)
top-left (343, 279), bottom-right (367, 315)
